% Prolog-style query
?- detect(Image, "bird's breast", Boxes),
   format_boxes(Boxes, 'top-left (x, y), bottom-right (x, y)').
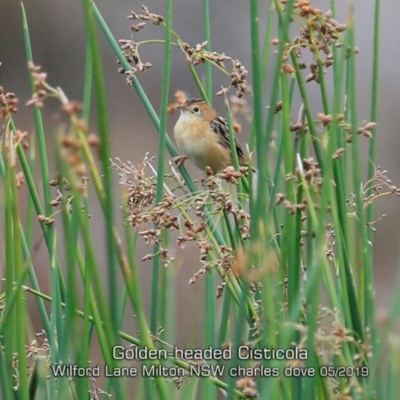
top-left (174, 117), bottom-right (231, 172)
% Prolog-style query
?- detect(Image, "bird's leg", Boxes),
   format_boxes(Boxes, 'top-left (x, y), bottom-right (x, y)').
top-left (171, 155), bottom-right (188, 168)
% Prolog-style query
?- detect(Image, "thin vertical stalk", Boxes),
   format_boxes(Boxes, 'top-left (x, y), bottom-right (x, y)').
top-left (202, 2), bottom-right (216, 399)
top-left (226, 284), bottom-right (250, 400)
top-left (58, 151), bottom-right (80, 362)
top-left (150, 0), bottom-right (173, 336)
top-left (82, 0), bottom-right (117, 330)
top-left (327, 32), bottom-right (363, 339)
top-left (203, 213), bottom-right (217, 400)
top-left (367, 0), bottom-right (380, 192)
top-left (249, 0), bottom-right (266, 237)
top-left (347, 4), bottom-right (374, 334)
top-left (79, 44), bottom-right (94, 400)
top-left (0, 154), bottom-right (51, 337)
top-left (81, 1), bottom-right (125, 397)
top-left (366, 0), bottom-right (381, 394)
top-left (20, 12), bottom-right (63, 391)
top-left (21, 10), bottom-right (64, 365)
top-left (21, 3), bottom-right (55, 257)
top-left (280, 73), bottom-right (300, 323)
top-left (3, 134), bottom-right (17, 397)
top-left (0, 351), bottom-right (13, 399)
top-left (24, 135), bottom-right (35, 249)
top-left (203, 0), bottom-right (212, 101)
top-left (82, 39), bottom-right (93, 122)
top-left (366, 0), bottom-right (381, 343)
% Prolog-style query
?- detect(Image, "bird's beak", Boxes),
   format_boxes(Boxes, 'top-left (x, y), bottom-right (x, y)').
top-left (176, 104), bottom-right (184, 111)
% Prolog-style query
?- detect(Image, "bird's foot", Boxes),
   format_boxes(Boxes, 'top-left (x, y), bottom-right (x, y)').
top-left (171, 155), bottom-right (188, 168)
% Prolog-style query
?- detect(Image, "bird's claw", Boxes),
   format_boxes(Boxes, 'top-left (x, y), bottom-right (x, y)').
top-left (171, 155), bottom-right (188, 168)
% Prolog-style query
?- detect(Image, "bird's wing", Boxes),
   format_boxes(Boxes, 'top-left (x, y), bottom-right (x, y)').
top-left (210, 116), bottom-right (245, 159)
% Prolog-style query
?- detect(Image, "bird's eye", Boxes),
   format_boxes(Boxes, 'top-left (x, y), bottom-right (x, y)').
top-left (193, 106), bottom-right (200, 113)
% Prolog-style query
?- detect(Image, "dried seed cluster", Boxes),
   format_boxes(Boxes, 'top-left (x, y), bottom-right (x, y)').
top-left (25, 63), bottom-right (100, 152)
top-left (357, 122), bottom-right (376, 139)
top-left (38, 215), bottom-right (55, 225)
top-left (113, 156), bottom-right (251, 280)
top-left (274, 1), bottom-right (349, 83)
top-left (276, 159), bottom-right (400, 263)
top-left (315, 112), bottom-right (375, 143)
top-left (0, 85), bottom-right (30, 176)
top-left (47, 169), bottom-right (89, 221)
top-left (119, 5), bottom-right (248, 97)
top-left (236, 377), bottom-right (258, 398)
top-left (282, 157), bottom-right (323, 194)
top-left (25, 63), bottom-right (51, 109)
top-left (359, 167), bottom-right (400, 232)
top-left (12, 130), bottom-right (29, 151)
top-left (118, 38), bottom-right (153, 84)
top-left (117, 5), bottom-right (163, 83)
top-left (180, 41), bottom-right (248, 98)
top-left (0, 87), bottom-right (18, 117)
top-left (128, 5), bottom-right (164, 26)
top-left (340, 120), bottom-right (376, 142)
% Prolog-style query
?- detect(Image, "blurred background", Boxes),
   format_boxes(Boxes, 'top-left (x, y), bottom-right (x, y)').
top-left (1, 0), bottom-right (399, 350)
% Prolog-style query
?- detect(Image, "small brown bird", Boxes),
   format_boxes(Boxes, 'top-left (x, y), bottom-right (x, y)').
top-left (174, 98), bottom-right (252, 173)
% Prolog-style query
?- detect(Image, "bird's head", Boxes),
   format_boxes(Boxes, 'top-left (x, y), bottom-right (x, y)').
top-left (176, 98), bottom-right (216, 122)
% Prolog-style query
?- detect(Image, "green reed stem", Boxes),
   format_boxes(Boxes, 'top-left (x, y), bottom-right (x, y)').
top-left (150, 0), bottom-right (173, 337)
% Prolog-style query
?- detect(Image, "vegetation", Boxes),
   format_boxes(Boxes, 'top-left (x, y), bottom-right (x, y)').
top-left (1, 0), bottom-right (398, 399)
